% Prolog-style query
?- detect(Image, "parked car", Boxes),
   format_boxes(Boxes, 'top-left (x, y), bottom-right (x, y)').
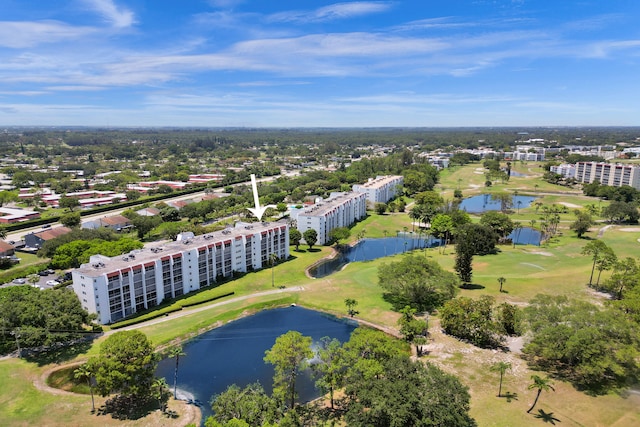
top-left (38, 270), bottom-right (50, 276)
top-left (12, 278), bottom-right (26, 284)
top-left (41, 224), bottom-right (51, 229)
top-left (45, 269), bottom-right (56, 275)
top-left (45, 280), bottom-right (60, 286)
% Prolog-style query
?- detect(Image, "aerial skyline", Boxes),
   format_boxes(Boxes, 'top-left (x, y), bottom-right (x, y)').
top-left (1, 0), bottom-right (639, 128)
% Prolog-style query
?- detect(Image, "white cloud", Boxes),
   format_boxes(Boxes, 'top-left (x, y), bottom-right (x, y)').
top-left (81, 0), bottom-right (136, 28)
top-left (268, 1), bottom-right (392, 23)
top-left (0, 20), bottom-right (95, 48)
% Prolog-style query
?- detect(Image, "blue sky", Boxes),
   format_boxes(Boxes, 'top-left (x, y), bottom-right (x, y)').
top-left (1, 0), bottom-right (639, 127)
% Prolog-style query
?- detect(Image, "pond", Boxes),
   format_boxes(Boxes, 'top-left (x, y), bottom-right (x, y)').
top-left (509, 170), bottom-right (527, 177)
top-left (156, 306), bottom-right (357, 423)
top-left (309, 235), bottom-right (440, 278)
top-left (508, 226), bottom-right (542, 246)
top-left (458, 194), bottom-right (536, 213)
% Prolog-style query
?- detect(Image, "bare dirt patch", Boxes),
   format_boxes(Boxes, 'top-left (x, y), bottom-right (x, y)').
top-left (619, 227), bottom-right (640, 232)
top-left (559, 202), bottom-right (582, 208)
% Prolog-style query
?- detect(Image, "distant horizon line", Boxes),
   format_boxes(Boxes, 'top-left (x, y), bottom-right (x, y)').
top-left (3, 125), bottom-right (640, 131)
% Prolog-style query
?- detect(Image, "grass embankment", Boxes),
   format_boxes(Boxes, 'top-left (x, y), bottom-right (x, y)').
top-left (2, 162), bottom-right (639, 426)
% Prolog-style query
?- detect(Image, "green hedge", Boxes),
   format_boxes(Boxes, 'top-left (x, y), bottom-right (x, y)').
top-left (109, 290), bottom-right (236, 329)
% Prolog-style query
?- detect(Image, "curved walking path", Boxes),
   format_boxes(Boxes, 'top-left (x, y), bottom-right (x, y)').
top-left (114, 286), bottom-right (305, 334)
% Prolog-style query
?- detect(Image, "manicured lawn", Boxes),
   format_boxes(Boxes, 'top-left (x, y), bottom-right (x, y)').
top-left (2, 167), bottom-right (639, 426)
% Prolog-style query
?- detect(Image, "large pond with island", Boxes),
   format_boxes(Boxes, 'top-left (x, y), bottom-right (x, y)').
top-left (156, 306), bottom-right (357, 423)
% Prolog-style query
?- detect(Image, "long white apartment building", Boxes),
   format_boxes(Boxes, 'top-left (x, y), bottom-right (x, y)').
top-left (72, 221), bottom-right (289, 324)
top-left (295, 192), bottom-right (367, 246)
top-left (352, 175), bottom-right (404, 207)
top-left (575, 162), bottom-right (640, 190)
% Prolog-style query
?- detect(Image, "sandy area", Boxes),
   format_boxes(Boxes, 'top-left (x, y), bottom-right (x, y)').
top-left (559, 202), bottom-right (582, 208)
top-left (619, 227), bottom-right (640, 232)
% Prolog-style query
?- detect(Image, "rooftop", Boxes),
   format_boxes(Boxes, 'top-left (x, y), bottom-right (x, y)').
top-left (76, 221), bottom-right (287, 276)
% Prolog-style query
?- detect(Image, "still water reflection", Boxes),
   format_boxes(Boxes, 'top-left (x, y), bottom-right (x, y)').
top-left (156, 306), bottom-right (357, 422)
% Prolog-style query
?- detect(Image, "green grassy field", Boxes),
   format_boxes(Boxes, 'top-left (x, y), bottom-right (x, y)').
top-left (2, 162), bottom-right (639, 426)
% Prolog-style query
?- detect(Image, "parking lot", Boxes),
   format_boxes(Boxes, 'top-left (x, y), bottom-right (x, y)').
top-left (2, 271), bottom-right (71, 290)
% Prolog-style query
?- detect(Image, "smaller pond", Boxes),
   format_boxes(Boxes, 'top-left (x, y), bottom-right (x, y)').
top-left (508, 227), bottom-right (542, 246)
top-left (458, 194), bottom-right (536, 213)
top-left (309, 235), bottom-right (440, 278)
top-left (509, 171), bottom-right (527, 177)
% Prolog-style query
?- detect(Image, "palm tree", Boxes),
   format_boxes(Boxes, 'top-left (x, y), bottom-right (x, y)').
top-left (152, 377), bottom-right (170, 412)
top-left (382, 229), bottom-right (388, 256)
top-left (512, 222), bottom-right (522, 248)
top-left (517, 200), bottom-right (522, 214)
top-left (0, 225), bottom-right (7, 240)
top-left (527, 375), bottom-right (555, 413)
top-left (270, 253), bottom-right (278, 287)
top-left (497, 277), bottom-right (506, 293)
top-left (168, 345), bottom-right (187, 399)
top-left (528, 219), bottom-right (536, 245)
top-left (74, 363), bottom-right (96, 413)
top-left (490, 361), bottom-right (512, 397)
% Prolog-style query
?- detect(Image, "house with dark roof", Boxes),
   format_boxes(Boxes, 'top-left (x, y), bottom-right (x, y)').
top-left (25, 227), bottom-right (72, 249)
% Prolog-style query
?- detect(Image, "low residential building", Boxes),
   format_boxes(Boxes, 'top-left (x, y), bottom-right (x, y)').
top-left (295, 191), bottom-right (367, 245)
top-left (188, 174), bottom-right (225, 184)
top-left (0, 207), bottom-right (41, 223)
top-left (575, 162), bottom-right (640, 190)
top-left (82, 214), bottom-right (133, 231)
top-left (24, 227), bottom-right (72, 249)
top-left (72, 221), bottom-right (289, 324)
top-left (0, 241), bottom-right (14, 257)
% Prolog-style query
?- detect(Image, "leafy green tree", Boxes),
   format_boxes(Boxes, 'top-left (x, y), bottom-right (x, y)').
top-left (527, 375), bottom-right (555, 413)
top-left (0, 225), bottom-right (6, 240)
top-left (343, 327), bottom-right (408, 383)
top-left (495, 302), bottom-right (522, 336)
top-left (208, 382), bottom-right (279, 426)
top-left (59, 195), bottom-right (80, 212)
top-left (328, 226), bottom-right (350, 245)
top-left (603, 257), bottom-right (639, 299)
top-left (570, 209), bottom-right (594, 238)
top-left (479, 211), bottom-right (514, 241)
top-left (490, 361), bottom-right (512, 397)
top-left (60, 211), bottom-right (81, 228)
top-left (302, 229), bottom-right (317, 250)
top-left (132, 214), bottom-right (163, 239)
top-left (374, 202), bottom-right (387, 215)
top-left (454, 223), bottom-right (498, 285)
top-left (440, 296), bottom-right (501, 348)
top-left (397, 306), bottom-right (428, 356)
top-left (312, 337), bottom-right (346, 410)
top-left (523, 294), bottom-right (640, 393)
top-left (344, 356), bottom-right (476, 427)
top-left (74, 363), bottom-right (96, 412)
top-left (602, 201), bottom-right (639, 224)
top-left (430, 213), bottom-right (453, 249)
top-left (289, 228), bottom-right (301, 251)
top-left (0, 190), bottom-right (18, 207)
top-left (168, 345), bottom-right (186, 399)
top-left (0, 287), bottom-right (94, 354)
top-left (90, 330), bottom-right (158, 401)
top-left (378, 254), bottom-right (458, 311)
top-left (264, 331), bottom-right (313, 409)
